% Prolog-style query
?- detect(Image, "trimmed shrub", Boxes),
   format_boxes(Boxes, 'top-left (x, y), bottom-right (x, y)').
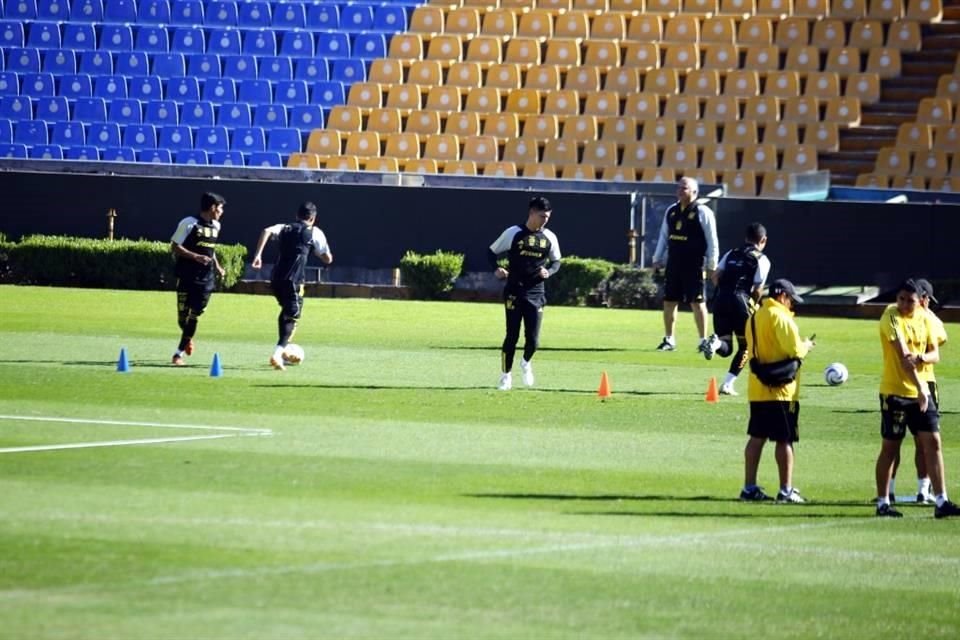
top-left (546, 256), bottom-right (617, 306)
top-left (602, 266), bottom-right (660, 309)
top-left (399, 250), bottom-right (464, 300)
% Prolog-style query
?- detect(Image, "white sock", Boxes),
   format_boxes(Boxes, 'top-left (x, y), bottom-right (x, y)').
top-left (173, 350), bottom-right (184, 358)
top-left (918, 477), bottom-right (931, 494)
top-left (664, 335), bottom-right (675, 344)
top-left (273, 345), bottom-right (285, 360)
top-left (936, 494), bottom-right (948, 508)
top-left (723, 372), bottom-right (737, 386)
top-left (877, 497), bottom-right (890, 507)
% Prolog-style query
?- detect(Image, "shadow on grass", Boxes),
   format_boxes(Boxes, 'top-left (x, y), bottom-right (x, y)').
top-left (253, 383), bottom-right (665, 396)
top-left (831, 408), bottom-right (960, 416)
top-left (571, 510), bottom-right (870, 519)
top-left (431, 346), bottom-right (630, 353)
top-left (468, 493), bottom-right (894, 511)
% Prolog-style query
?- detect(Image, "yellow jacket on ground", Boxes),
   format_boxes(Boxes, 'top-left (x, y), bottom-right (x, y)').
top-left (746, 297), bottom-right (810, 402)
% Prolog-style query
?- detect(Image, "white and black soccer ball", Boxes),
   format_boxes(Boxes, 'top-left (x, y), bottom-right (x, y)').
top-left (282, 343), bottom-right (305, 365)
top-left (824, 362), bottom-right (848, 386)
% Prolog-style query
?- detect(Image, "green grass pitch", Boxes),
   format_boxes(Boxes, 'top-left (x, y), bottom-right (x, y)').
top-left (1, 285), bottom-right (959, 639)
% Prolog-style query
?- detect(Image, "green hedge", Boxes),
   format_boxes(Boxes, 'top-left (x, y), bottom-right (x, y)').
top-left (546, 256), bottom-right (617, 306)
top-left (602, 266), bottom-right (660, 309)
top-left (399, 250), bottom-right (464, 300)
top-left (4, 235), bottom-right (247, 290)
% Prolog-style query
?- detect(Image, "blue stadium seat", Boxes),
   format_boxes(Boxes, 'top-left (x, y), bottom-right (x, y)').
top-left (201, 77), bottom-right (236, 103)
top-left (306, 3), bottom-right (338, 29)
top-left (208, 149), bottom-right (242, 165)
top-left (221, 54), bottom-right (257, 80)
top-left (34, 95), bottom-right (68, 120)
top-left (38, 0), bottom-right (71, 20)
top-left (373, 5), bottom-right (408, 31)
top-left (90, 122), bottom-right (123, 145)
top-left (288, 105), bottom-right (322, 130)
top-left (108, 96), bottom-right (142, 124)
top-left (43, 49), bottom-right (77, 73)
top-left (138, 148), bottom-right (171, 162)
top-left (63, 23), bottom-right (96, 50)
top-left (253, 103), bottom-right (287, 128)
top-left (70, 0), bottom-right (102, 22)
top-left (258, 56), bottom-right (291, 81)
top-left (73, 96), bottom-right (107, 121)
top-left (0, 143), bottom-right (29, 157)
top-left (59, 73), bottom-right (93, 99)
top-left (207, 28), bottom-right (241, 56)
top-left (30, 143), bottom-right (64, 158)
top-left (231, 125), bottom-right (265, 153)
top-left (99, 24), bottom-right (134, 52)
top-left (79, 51), bottom-right (113, 74)
top-left (280, 31), bottom-right (314, 57)
top-left (51, 120), bottom-right (85, 145)
top-left (242, 29), bottom-right (276, 56)
top-left (205, 0), bottom-right (237, 26)
top-left (0, 95), bottom-right (33, 120)
top-left (248, 151), bottom-right (281, 166)
top-left (7, 48), bottom-right (42, 73)
top-left (237, 78), bottom-right (271, 104)
top-left (93, 74), bottom-right (127, 99)
top-left (353, 33), bottom-right (386, 60)
top-left (100, 145), bottom-right (135, 161)
top-left (294, 58), bottom-right (327, 82)
top-left (317, 32), bottom-right (350, 59)
top-left (122, 122), bottom-right (156, 149)
top-left (175, 148), bottom-right (208, 164)
top-left (138, 0), bottom-right (170, 24)
top-left (273, 2), bottom-right (305, 28)
top-left (14, 119), bottom-right (48, 145)
top-left (266, 127), bottom-right (301, 154)
top-left (180, 100), bottom-right (213, 126)
top-left (116, 51), bottom-right (149, 75)
top-left (26, 22), bottom-right (61, 49)
top-left (170, 0), bottom-right (202, 25)
top-left (238, 1), bottom-right (270, 27)
top-left (195, 124), bottom-right (228, 150)
top-left (340, 4), bottom-right (374, 30)
top-left (216, 101), bottom-right (250, 126)
top-left (21, 71), bottom-right (54, 96)
top-left (0, 21), bottom-right (25, 47)
top-left (158, 123), bottom-right (192, 150)
top-left (65, 145), bottom-right (100, 159)
top-left (311, 81), bottom-right (344, 108)
top-left (0, 72), bottom-right (18, 96)
top-left (143, 98), bottom-right (178, 125)
top-left (136, 25), bottom-right (169, 53)
top-left (331, 59), bottom-right (365, 84)
top-left (171, 27), bottom-right (205, 54)
top-left (104, 0), bottom-right (137, 23)
top-left (128, 74), bottom-right (162, 101)
top-left (164, 75), bottom-right (199, 101)
top-left (0, 118), bottom-right (11, 142)
top-left (187, 53), bottom-right (220, 78)
top-left (6, 0), bottom-right (38, 19)
top-left (274, 79), bottom-right (308, 105)
top-left (152, 52), bottom-right (185, 76)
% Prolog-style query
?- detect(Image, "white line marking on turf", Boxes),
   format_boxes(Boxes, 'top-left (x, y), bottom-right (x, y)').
top-left (0, 434), bottom-right (238, 453)
top-left (0, 415), bottom-right (272, 434)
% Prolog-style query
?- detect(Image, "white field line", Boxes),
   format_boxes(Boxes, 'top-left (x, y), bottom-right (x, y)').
top-left (0, 414), bottom-right (272, 454)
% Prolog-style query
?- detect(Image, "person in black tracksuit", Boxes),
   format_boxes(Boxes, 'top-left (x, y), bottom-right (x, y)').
top-left (251, 201), bottom-right (333, 370)
top-left (487, 196), bottom-right (562, 391)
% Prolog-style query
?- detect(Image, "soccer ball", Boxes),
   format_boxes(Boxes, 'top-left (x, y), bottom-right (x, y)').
top-left (282, 343), bottom-right (305, 365)
top-left (824, 362), bottom-right (848, 386)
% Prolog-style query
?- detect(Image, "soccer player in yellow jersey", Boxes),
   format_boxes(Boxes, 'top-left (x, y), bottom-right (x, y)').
top-left (875, 279), bottom-right (959, 518)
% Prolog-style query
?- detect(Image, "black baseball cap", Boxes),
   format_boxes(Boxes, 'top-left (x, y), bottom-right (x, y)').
top-left (769, 278), bottom-right (803, 304)
top-left (916, 278), bottom-right (938, 304)
top-left (529, 195), bottom-right (552, 212)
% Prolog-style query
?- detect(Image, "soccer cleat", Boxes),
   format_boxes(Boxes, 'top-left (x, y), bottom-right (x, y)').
top-left (776, 488), bottom-right (806, 503)
top-left (739, 486), bottom-right (771, 501)
top-left (876, 503), bottom-right (903, 518)
top-left (699, 336), bottom-right (717, 360)
top-left (497, 372), bottom-right (512, 391)
top-left (269, 355), bottom-right (285, 371)
top-left (171, 354), bottom-right (185, 367)
top-left (934, 500), bottom-right (960, 519)
top-left (656, 337), bottom-right (676, 351)
top-left (719, 383), bottom-right (738, 396)
top-left (519, 359), bottom-right (534, 387)
top-left (184, 339), bottom-right (194, 356)
top-left (917, 492), bottom-right (935, 505)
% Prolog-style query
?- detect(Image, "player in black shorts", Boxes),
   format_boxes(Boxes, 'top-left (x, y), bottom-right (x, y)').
top-left (488, 196), bottom-right (562, 391)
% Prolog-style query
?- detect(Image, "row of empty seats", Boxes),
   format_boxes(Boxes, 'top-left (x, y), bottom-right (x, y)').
top-left (0, 140), bottom-right (289, 164)
top-left (857, 174), bottom-right (960, 191)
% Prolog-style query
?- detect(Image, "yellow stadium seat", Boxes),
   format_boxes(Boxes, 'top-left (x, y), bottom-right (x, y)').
top-left (423, 133), bottom-right (461, 163)
top-left (582, 91), bottom-right (621, 117)
top-left (642, 117), bottom-right (679, 144)
top-left (845, 72), bottom-right (881, 104)
top-left (327, 105), bottom-right (363, 132)
top-left (624, 92), bottom-right (662, 119)
top-left (287, 152), bottom-right (320, 169)
top-left (600, 116), bottom-right (640, 143)
top-left (765, 70), bottom-right (802, 98)
top-left (849, 19), bottom-right (885, 50)
top-left (446, 7), bottom-right (482, 35)
top-left (684, 169), bottom-right (718, 185)
top-left (905, 0), bottom-right (942, 22)
top-left (642, 167), bottom-right (678, 182)
top-left (486, 62), bottom-right (524, 89)
top-left (545, 39), bottom-right (583, 68)
top-left (461, 135), bottom-right (500, 165)
top-left (743, 96), bottom-right (782, 122)
top-left (724, 70), bottom-right (761, 97)
top-left (555, 11), bottom-right (591, 38)
top-left (663, 43), bottom-right (700, 71)
top-left (484, 112), bottom-right (521, 140)
top-left (462, 0), bottom-right (499, 12)
top-left (664, 15), bottom-right (701, 43)
top-left (610, 0), bottom-right (645, 11)
top-left (582, 140), bottom-right (620, 166)
top-left (811, 18), bottom-right (847, 50)
top-left (759, 171), bottom-right (791, 198)
top-left (916, 97), bottom-right (954, 125)
top-left (401, 158), bottom-right (440, 174)
top-left (505, 37), bottom-right (543, 66)
top-left (721, 120), bottom-right (759, 147)
top-left (685, 0), bottom-right (720, 17)
top-left (465, 36), bottom-right (504, 65)
top-left (700, 142), bottom-right (739, 170)
top-left (702, 17), bottom-right (737, 43)
top-left (764, 121), bottom-right (800, 147)
top-left (823, 96), bottom-right (861, 125)
top-left (367, 107), bottom-right (403, 134)
top-left (368, 59), bottom-right (404, 86)
top-left (803, 121), bottom-right (840, 151)
top-left (565, 67), bottom-right (603, 93)
top-left (832, 0), bottom-right (867, 20)
top-left (930, 176), bottom-right (960, 191)
top-left (504, 138), bottom-right (542, 164)
top-left (563, 114), bottom-right (600, 140)
top-left (386, 84), bottom-right (423, 112)
top-left (702, 95), bottom-right (741, 122)
top-left (628, 15), bottom-right (664, 41)
top-left (890, 175), bottom-right (929, 190)
top-left (574, 0), bottom-right (609, 12)
top-left (306, 129), bottom-right (343, 155)
top-left (686, 69), bottom-right (722, 97)
top-left (703, 43), bottom-right (741, 71)
top-left (742, 45), bottom-right (779, 71)
top-left (518, 9), bottom-right (555, 38)
top-left (782, 95), bottom-right (821, 123)
top-left (683, 121), bottom-right (718, 146)
top-left (795, 0), bottom-right (830, 17)
top-left (886, 19), bottom-right (921, 51)
top-left (855, 172), bottom-right (890, 187)
top-left (484, 161), bottom-right (519, 176)
top-left (409, 6), bottom-right (445, 35)
top-left (408, 60), bottom-right (444, 87)
top-left (344, 131), bottom-right (381, 158)
top-left (664, 95), bottom-right (701, 121)
top-left (427, 34), bottom-right (464, 64)
top-left (722, 169), bottom-right (758, 196)
top-left (865, 47), bottom-right (901, 78)
top-left (622, 42), bottom-right (661, 70)
top-left (542, 139), bottom-right (579, 164)
top-left (523, 114), bottom-right (561, 140)
top-left (875, 146), bottom-right (911, 175)
top-left (321, 155), bottom-right (360, 171)
top-left (388, 34), bottom-right (425, 62)
top-left (737, 16), bottom-right (774, 45)
top-left (647, 0), bottom-right (683, 14)
top-left (561, 163), bottom-right (597, 180)
top-left (740, 143), bottom-right (779, 170)
top-left (543, 89), bottom-right (580, 117)
top-left (604, 67), bottom-right (644, 95)
top-left (867, 0), bottom-right (904, 20)
top-left (660, 142), bottom-right (698, 169)
top-left (622, 142), bottom-right (660, 168)
top-left (912, 149), bottom-right (949, 177)
top-left (362, 157), bottom-right (400, 172)
top-left (591, 13), bottom-right (627, 39)
top-left (405, 110), bottom-right (442, 134)
top-left (603, 166), bottom-right (638, 182)
top-left (584, 41), bottom-right (621, 70)
top-left (722, 0), bottom-right (759, 16)
top-left (524, 64), bottom-right (562, 90)
top-left (424, 85), bottom-right (464, 112)
top-left (383, 132), bottom-right (422, 160)
top-left (445, 111), bottom-right (482, 137)
top-left (804, 71), bottom-right (841, 98)
top-left (775, 17), bottom-right (811, 48)
top-left (506, 88), bottom-right (544, 116)
top-left (464, 86), bottom-right (503, 113)
top-left (933, 124), bottom-right (960, 151)
top-left (824, 47), bottom-right (862, 75)
top-left (482, 8), bottom-right (518, 36)
top-left (645, 68), bottom-right (681, 94)
top-left (522, 162), bottom-right (557, 178)
top-left (755, 0), bottom-right (791, 17)
top-left (780, 143), bottom-right (818, 171)
top-left (783, 44), bottom-right (822, 72)
top-left (347, 82), bottom-right (384, 111)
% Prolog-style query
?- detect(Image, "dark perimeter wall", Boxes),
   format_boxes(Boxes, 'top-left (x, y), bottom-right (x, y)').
top-left (1, 171), bottom-right (958, 287)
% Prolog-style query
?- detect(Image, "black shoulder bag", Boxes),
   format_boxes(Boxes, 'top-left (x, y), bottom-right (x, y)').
top-left (748, 314), bottom-right (802, 387)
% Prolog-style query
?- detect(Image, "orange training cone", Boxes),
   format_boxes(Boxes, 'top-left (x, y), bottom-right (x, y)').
top-left (598, 371), bottom-right (612, 399)
top-left (705, 376), bottom-right (719, 403)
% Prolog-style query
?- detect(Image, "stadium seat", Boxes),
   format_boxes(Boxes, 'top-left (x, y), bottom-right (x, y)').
top-left (1, 22), bottom-right (25, 48)
top-left (7, 47), bottom-right (41, 73)
top-left (217, 101), bottom-right (251, 127)
top-left (0, 72), bottom-right (18, 98)
top-left (65, 145), bottom-right (100, 160)
top-left (332, 59), bottom-right (366, 84)
top-left (237, 1), bottom-right (270, 27)
top-left (202, 77), bottom-right (236, 103)
top-left (522, 162), bottom-right (556, 178)
top-left (605, 68), bottom-right (643, 96)
top-left (386, 84), bottom-right (422, 111)
top-left (136, 26), bottom-right (170, 53)
top-left (374, 5), bottom-right (407, 31)
top-left (804, 121), bottom-right (840, 151)
top-left (209, 149), bottom-right (243, 165)
top-left (758, 171), bottom-right (790, 198)
top-left (327, 105), bottom-right (363, 132)
top-left (171, 0), bottom-right (203, 25)
top-left (832, 0), bottom-right (868, 19)
top-left (780, 143), bottom-right (818, 171)
top-left (764, 121), bottom-right (800, 147)
top-left (311, 81), bottom-right (345, 108)
top-left (367, 107), bottom-right (402, 135)
top-left (171, 27), bottom-right (205, 54)
top-left (116, 52), bottom-right (149, 77)
top-left (138, 148), bottom-right (171, 162)
top-left (74, 96), bottom-right (108, 121)
top-left (140, 0), bottom-right (172, 24)
top-left (38, 0), bottom-right (69, 20)
top-left (230, 125), bottom-right (265, 154)
top-left (165, 76), bottom-right (200, 102)
top-left (71, 0), bottom-right (103, 22)
top-left (100, 25), bottom-right (134, 52)
top-left (13, 118), bottom-right (47, 145)
top-left (405, 110), bottom-right (441, 135)
top-left (153, 53), bottom-right (185, 76)
top-left (257, 103), bottom-right (291, 129)
top-left (684, 120), bottom-right (719, 146)
top-left (33, 96), bottom-right (67, 122)
top-left (743, 95), bottom-right (781, 122)
top-left (86, 123), bottom-right (123, 147)
top-left (504, 141), bottom-right (543, 169)
top-left (29, 143), bottom-right (64, 159)
top-left (388, 33), bottom-right (424, 62)
top-left (281, 32), bottom-right (314, 58)
top-left (825, 47), bottom-right (862, 75)
top-left (295, 58), bottom-right (328, 82)
top-left (180, 100), bottom-right (214, 126)
top-left (305, 128), bottom-right (341, 155)
top-left (207, 28), bottom-right (241, 56)
top-left (305, 3), bottom-right (337, 29)
top-left (686, 70), bottom-right (721, 97)
top-left (187, 54), bottom-right (220, 79)
top-left (524, 65), bottom-right (560, 92)
top-left (912, 149), bottom-right (949, 178)
top-left (94, 76), bottom-right (128, 101)
top-left (108, 97), bottom-right (142, 124)
top-left (237, 79), bottom-right (271, 105)
top-left (59, 73), bottom-right (93, 99)
top-left (344, 130), bottom-right (381, 158)
top-left (21, 71), bottom-right (54, 97)
top-left (317, 32), bottom-right (350, 59)
top-left (865, 46), bottom-right (901, 78)
top-left (100, 146), bottom-right (135, 161)
top-left (247, 151), bottom-right (282, 167)
top-left (175, 148), bottom-right (208, 164)
top-left (443, 112), bottom-right (479, 137)
top-left (664, 95), bottom-right (700, 121)
top-left (464, 36), bottom-right (501, 65)
top-left (195, 125), bottom-right (229, 151)
top-left (221, 54), bottom-right (256, 81)
top-left (123, 123), bottom-right (157, 150)
top-left (353, 33), bottom-right (387, 60)
top-left (27, 22), bottom-right (61, 49)
top-left (128, 75), bottom-right (162, 101)
top-left (50, 120), bottom-right (84, 146)
top-left (205, 0), bottom-right (238, 27)
top-left (740, 143), bottom-right (779, 170)
top-left (104, 0), bottom-right (137, 22)
top-left (243, 30), bottom-right (276, 57)
top-left (158, 124), bottom-right (193, 150)
top-left (341, 3), bottom-right (375, 30)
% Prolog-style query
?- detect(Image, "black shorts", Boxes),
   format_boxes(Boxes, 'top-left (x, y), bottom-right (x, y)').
top-left (748, 401), bottom-right (800, 443)
top-left (879, 393), bottom-right (939, 440)
top-left (272, 280), bottom-right (305, 320)
top-left (664, 264), bottom-right (705, 304)
top-left (713, 293), bottom-right (753, 337)
top-left (176, 279), bottom-right (214, 316)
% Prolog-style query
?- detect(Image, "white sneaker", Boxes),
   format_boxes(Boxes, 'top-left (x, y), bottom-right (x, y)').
top-left (709, 334), bottom-right (723, 354)
top-left (497, 372), bottom-right (512, 391)
top-left (719, 383), bottom-right (738, 396)
top-left (776, 488), bottom-right (806, 503)
top-left (519, 359), bottom-right (534, 387)
top-left (698, 337), bottom-right (714, 360)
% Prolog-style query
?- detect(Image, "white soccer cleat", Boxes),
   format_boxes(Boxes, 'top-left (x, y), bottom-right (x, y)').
top-left (269, 355), bottom-right (285, 371)
top-left (497, 372), bottom-right (512, 391)
top-left (719, 383), bottom-right (738, 396)
top-left (519, 359), bottom-right (534, 387)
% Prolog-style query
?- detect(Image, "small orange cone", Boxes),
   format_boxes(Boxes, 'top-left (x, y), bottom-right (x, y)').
top-left (598, 371), bottom-right (612, 399)
top-left (705, 376), bottom-right (719, 403)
